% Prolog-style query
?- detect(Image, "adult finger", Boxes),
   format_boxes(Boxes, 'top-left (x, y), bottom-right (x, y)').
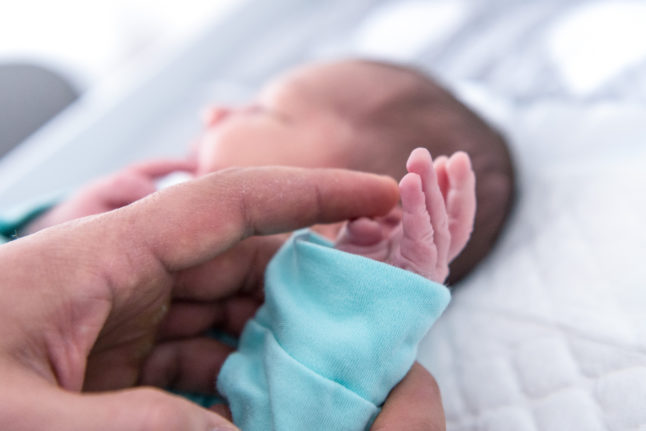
top-left (1, 379), bottom-right (238, 431)
top-left (161, 234), bottom-right (285, 337)
top-left (74, 388), bottom-right (238, 431)
top-left (444, 152), bottom-right (476, 261)
top-left (433, 155), bottom-right (449, 199)
top-left (172, 235), bottom-right (285, 301)
top-left (125, 167), bottom-right (399, 272)
top-left (157, 301), bottom-right (223, 340)
top-left (158, 296), bottom-right (261, 340)
top-left (140, 337), bottom-right (233, 394)
top-left (371, 362), bottom-right (445, 431)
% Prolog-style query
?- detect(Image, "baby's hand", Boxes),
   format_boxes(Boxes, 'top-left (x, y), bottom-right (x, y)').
top-left (335, 148), bottom-right (475, 284)
top-left (24, 158), bottom-right (195, 234)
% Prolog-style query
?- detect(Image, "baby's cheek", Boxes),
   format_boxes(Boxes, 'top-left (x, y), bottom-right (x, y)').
top-left (196, 126), bottom-right (267, 173)
top-left (195, 133), bottom-right (228, 175)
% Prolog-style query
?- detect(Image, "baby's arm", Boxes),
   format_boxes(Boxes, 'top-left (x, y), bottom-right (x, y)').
top-left (23, 158), bottom-right (195, 234)
top-left (335, 148), bottom-right (475, 283)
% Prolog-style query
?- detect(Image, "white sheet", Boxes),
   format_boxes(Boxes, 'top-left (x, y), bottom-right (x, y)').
top-left (418, 95), bottom-right (646, 430)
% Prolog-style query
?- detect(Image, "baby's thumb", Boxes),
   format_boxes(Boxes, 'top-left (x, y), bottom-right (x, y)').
top-left (58, 387), bottom-right (238, 431)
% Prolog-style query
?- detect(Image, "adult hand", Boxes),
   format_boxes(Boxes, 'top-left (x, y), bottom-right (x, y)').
top-left (0, 166), bottom-right (444, 430)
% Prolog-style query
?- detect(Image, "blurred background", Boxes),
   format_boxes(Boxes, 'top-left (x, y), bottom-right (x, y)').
top-left (0, 0), bottom-right (236, 160)
top-left (2, 0), bottom-right (646, 205)
top-left (0, 0), bottom-right (235, 89)
top-left (1, 1), bottom-right (646, 430)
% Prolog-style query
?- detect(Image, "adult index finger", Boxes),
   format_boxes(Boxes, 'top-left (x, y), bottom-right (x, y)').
top-left (126, 166), bottom-right (399, 272)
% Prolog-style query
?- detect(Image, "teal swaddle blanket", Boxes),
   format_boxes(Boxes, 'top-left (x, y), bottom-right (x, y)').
top-left (218, 229), bottom-right (450, 431)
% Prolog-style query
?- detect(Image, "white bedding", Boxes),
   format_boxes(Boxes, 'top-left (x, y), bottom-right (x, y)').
top-left (419, 97), bottom-right (646, 431)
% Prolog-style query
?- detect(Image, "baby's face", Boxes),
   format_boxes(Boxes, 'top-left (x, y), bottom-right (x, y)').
top-left (195, 64), bottom-right (357, 175)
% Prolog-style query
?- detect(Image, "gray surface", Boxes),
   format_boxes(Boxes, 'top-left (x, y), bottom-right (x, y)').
top-left (0, 63), bottom-right (78, 157)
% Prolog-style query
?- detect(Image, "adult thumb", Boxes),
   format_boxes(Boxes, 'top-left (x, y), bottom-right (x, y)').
top-left (34, 387), bottom-right (239, 431)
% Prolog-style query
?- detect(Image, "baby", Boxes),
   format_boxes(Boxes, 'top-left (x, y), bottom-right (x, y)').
top-left (195, 59), bottom-right (513, 283)
top-left (13, 59), bottom-right (512, 429)
top-left (22, 59), bottom-right (514, 284)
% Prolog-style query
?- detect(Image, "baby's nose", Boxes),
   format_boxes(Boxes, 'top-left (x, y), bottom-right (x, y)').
top-left (201, 106), bottom-right (232, 127)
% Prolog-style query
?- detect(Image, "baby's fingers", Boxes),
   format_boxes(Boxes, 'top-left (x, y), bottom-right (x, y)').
top-left (445, 152), bottom-right (476, 261)
top-left (335, 218), bottom-right (384, 248)
top-left (406, 148), bottom-right (450, 271)
top-left (400, 173), bottom-right (447, 282)
top-left (334, 217), bottom-right (391, 261)
top-left (433, 155), bottom-right (449, 200)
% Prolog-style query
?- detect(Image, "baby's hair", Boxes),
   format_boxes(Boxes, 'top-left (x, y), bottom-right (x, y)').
top-left (339, 59), bottom-right (515, 284)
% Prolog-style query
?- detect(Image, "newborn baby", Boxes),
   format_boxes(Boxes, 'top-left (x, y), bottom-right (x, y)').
top-left (15, 58), bottom-right (512, 429)
top-left (195, 59), bottom-right (513, 283)
top-left (24, 59), bottom-right (514, 284)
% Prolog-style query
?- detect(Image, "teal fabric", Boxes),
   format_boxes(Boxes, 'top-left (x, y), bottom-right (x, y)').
top-left (0, 196), bottom-right (58, 243)
top-left (218, 229), bottom-right (451, 431)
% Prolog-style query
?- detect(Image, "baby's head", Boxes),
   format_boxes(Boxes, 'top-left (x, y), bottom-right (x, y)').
top-left (197, 59), bottom-right (514, 283)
